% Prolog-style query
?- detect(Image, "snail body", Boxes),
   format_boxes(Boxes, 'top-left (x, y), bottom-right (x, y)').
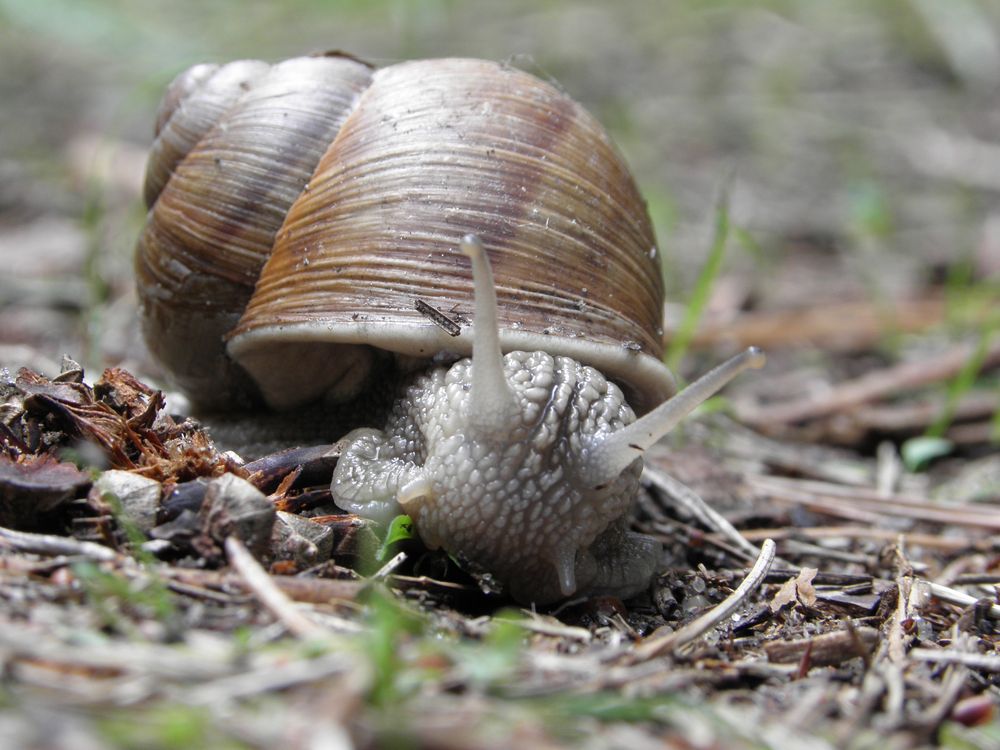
top-left (333, 236), bottom-right (763, 604)
top-left (137, 54), bottom-right (764, 604)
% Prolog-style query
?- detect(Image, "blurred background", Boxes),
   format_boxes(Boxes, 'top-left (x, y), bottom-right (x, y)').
top-left (0, 0), bottom-right (997, 431)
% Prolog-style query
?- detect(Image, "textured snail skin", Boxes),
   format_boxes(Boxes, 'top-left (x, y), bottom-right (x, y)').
top-left (332, 237), bottom-right (764, 605)
top-left (333, 238), bottom-right (658, 604)
top-left (333, 353), bottom-right (659, 604)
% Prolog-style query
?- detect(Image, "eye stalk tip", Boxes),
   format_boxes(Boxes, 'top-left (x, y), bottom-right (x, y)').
top-left (587, 345), bottom-right (767, 485)
top-left (460, 234), bottom-right (485, 259)
top-left (745, 346), bottom-right (766, 370)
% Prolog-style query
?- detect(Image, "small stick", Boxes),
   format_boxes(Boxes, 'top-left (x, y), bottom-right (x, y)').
top-left (948, 573), bottom-right (1000, 585)
top-left (855, 391), bottom-right (997, 433)
top-left (498, 614), bottom-right (593, 643)
top-left (643, 466), bottom-right (762, 561)
top-left (920, 580), bottom-right (1000, 619)
top-left (731, 525), bottom-right (973, 552)
top-left (887, 574), bottom-right (916, 664)
top-left (742, 339), bottom-right (1000, 425)
top-left (764, 625), bottom-right (878, 667)
top-left (688, 297), bottom-right (947, 352)
top-left (163, 566), bottom-right (364, 603)
top-left (633, 539), bottom-right (776, 660)
top-left (0, 525), bottom-right (118, 561)
top-left (372, 551), bottom-right (407, 580)
top-left (224, 536), bottom-right (323, 639)
top-left (909, 648), bottom-right (1000, 672)
top-left (414, 299), bottom-right (462, 336)
top-left (920, 660), bottom-right (971, 731)
top-left (748, 475), bottom-right (1000, 529)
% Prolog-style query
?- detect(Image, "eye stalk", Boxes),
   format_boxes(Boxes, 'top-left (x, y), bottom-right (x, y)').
top-left (584, 347), bottom-right (766, 487)
top-left (460, 235), bottom-right (520, 435)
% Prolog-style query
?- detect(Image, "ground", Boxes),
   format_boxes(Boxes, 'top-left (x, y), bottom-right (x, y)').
top-left (0, 1), bottom-right (998, 748)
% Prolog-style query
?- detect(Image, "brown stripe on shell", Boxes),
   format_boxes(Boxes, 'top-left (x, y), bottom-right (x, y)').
top-left (229, 59), bottom-right (662, 388)
top-left (135, 55), bottom-right (373, 407)
top-left (143, 60), bottom-right (270, 208)
top-left (138, 56), bottom-right (372, 298)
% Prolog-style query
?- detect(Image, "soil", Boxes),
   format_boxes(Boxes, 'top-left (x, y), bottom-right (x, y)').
top-left (0, 2), bottom-right (998, 748)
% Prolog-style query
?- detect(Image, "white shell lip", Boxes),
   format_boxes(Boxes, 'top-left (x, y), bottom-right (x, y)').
top-left (227, 321), bottom-right (676, 414)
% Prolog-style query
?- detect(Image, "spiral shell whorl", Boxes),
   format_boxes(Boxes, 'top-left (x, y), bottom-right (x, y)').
top-left (228, 58), bottom-right (670, 411)
top-left (136, 55), bottom-right (373, 407)
top-left (137, 55), bottom-right (673, 412)
top-left (144, 60), bottom-right (268, 208)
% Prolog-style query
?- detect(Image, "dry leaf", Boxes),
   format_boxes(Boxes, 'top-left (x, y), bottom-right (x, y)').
top-left (770, 567), bottom-right (819, 612)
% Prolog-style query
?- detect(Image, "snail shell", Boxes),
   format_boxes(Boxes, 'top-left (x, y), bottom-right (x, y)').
top-left (135, 53), bottom-right (674, 414)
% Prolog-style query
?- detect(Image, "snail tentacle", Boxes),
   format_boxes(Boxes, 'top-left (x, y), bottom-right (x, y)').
top-left (585, 347), bottom-right (766, 488)
top-left (460, 234), bottom-right (520, 436)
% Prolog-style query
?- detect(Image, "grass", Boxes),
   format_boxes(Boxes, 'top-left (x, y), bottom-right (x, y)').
top-left (927, 327), bottom-right (997, 439)
top-left (72, 559), bottom-right (178, 636)
top-left (665, 188), bottom-right (732, 377)
top-left (97, 705), bottom-right (247, 750)
top-left (362, 588), bottom-right (428, 708)
top-left (71, 490), bottom-right (180, 636)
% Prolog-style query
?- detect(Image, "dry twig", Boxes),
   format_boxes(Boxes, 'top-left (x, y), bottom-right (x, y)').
top-left (643, 465), bottom-right (762, 561)
top-left (763, 625), bottom-right (878, 666)
top-left (731, 525), bottom-right (973, 552)
top-left (909, 648), bottom-right (1000, 672)
top-left (748, 474), bottom-right (1000, 529)
top-left (740, 339), bottom-right (1000, 426)
top-left (920, 580), bottom-right (1000, 619)
top-left (690, 297), bottom-right (946, 352)
top-left (224, 536), bottom-right (324, 639)
top-left (0, 525), bottom-right (119, 561)
top-left (633, 539), bottom-right (776, 660)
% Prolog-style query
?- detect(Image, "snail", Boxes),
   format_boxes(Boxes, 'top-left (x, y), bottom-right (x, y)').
top-left (136, 53), bottom-right (764, 604)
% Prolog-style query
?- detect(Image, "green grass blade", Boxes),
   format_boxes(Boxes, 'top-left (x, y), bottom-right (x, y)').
top-left (665, 190), bottom-right (731, 375)
top-left (927, 327), bottom-right (996, 439)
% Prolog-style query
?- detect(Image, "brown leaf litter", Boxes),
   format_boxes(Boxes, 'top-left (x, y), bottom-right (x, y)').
top-left (0, 361), bottom-right (998, 748)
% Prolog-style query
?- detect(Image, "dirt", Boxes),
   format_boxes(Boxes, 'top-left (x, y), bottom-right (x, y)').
top-left (0, 1), bottom-right (998, 748)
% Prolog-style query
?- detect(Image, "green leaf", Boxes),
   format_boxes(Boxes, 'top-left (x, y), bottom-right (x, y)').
top-left (902, 436), bottom-right (954, 471)
top-left (376, 514), bottom-right (415, 561)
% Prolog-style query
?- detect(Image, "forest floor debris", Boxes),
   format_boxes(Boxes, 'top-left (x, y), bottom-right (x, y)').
top-left (0, 360), bottom-right (997, 748)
